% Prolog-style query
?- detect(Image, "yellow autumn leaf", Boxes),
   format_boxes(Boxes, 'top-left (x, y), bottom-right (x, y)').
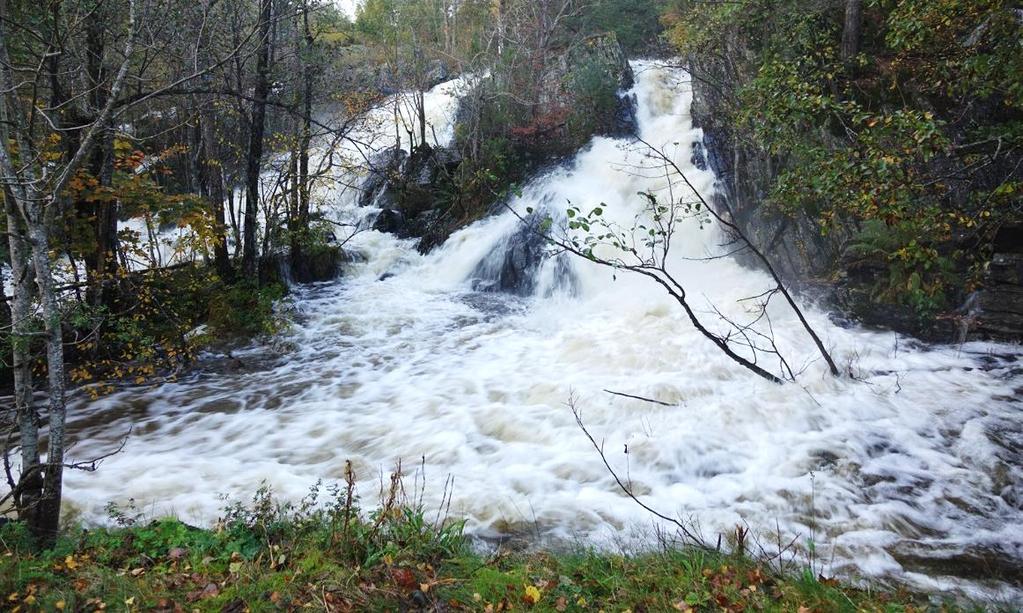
top-left (523, 584), bottom-right (541, 605)
top-left (65, 555), bottom-right (78, 570)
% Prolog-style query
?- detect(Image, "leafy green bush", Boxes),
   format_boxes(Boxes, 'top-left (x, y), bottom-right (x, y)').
top-left (568, 58), bottom-right (621, 139)
top-left (206, 280), bottom-right (287, 340)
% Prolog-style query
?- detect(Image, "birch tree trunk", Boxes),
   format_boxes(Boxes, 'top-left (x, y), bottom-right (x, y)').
top-left (25, 198), bottom-right (68, 545)
top-left (3, 198), bottom-right (40, 526)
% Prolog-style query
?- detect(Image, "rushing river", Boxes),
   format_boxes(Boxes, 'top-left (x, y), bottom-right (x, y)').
top-left (63, 62), bottom-right (1022, 601)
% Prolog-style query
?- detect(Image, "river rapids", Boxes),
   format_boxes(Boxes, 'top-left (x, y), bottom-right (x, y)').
top-left (61, 61), bottom-right (1022, 602)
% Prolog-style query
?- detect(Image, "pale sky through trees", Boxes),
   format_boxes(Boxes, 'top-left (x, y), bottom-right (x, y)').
top-left (333, 0), bottom-right (357, 19)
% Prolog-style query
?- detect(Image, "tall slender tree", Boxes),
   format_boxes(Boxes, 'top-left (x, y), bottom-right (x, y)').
top-left (244, 0), bottom-right (276, 276)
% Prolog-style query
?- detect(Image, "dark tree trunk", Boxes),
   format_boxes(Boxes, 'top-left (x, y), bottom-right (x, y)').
top-left (82, 13), bottom-right (118, 309)
top-left (841, 0), bottom-right (863, 62)
top-left (243, 0), bottom-right (274, 277)
top-left (191, 19), bottom-right (234, 281)
top-left (193, 116), bottom-right (233, 280)
top-left (289, 0), bottom-right (314, 274)
top-left (299, 0), bottom-right (312, 228)
top-left (205, 129), bottom-right (234, 281)
top-left (92, 129), bottom-right (118, 308)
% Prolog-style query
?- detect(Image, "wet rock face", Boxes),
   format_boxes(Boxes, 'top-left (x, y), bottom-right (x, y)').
top-left (691, 141), bottom-right (708, 171)
top-left (344, 55), bottom-right (453, 96)
top-left (424, 59), bottom-right (450, 89)
top-left (360, 145), bottom-right (462, 246)
top-left (468, 212), bottom-right (578, 297)
top-left (470, 219), bottom-right (548, 296)
top-left (692, 84), bottom-right (849, 286)
top-left (371, 208), bottom-right (405, 235)
top-left (970, 225), bottom-right (1023, 339)
top-left (359, 147), bottom-right (407, 208)
top-left (609, 92), bottom-right (639, 138)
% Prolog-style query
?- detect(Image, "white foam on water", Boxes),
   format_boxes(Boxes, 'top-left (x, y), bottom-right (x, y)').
top-left (60, 61), bottom-right (1022, 602)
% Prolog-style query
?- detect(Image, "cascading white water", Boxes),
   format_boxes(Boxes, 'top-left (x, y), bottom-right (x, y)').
top-left (61, 62), bottom-right (1022, 601)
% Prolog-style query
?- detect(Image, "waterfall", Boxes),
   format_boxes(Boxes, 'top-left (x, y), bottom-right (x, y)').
top-left (61, 61), bottom-right (1023, 600)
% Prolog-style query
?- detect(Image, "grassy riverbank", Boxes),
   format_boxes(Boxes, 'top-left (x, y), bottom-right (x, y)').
top-left (0, 489), bottom-right (983, 612)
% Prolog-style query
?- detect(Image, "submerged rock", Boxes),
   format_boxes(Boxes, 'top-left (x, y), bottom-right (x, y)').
top-left (471, 218), bottom-right (548, 296)
top-left (259, 243), bottom-right (349, 286)
top-left (469, 212), bottom-right (577, 297)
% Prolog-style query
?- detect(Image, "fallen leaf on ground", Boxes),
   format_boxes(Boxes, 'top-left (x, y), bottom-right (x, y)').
top-left (186, 583), bottom-right (220, 602)
top-left (523, 585), bottom-right (541, 605)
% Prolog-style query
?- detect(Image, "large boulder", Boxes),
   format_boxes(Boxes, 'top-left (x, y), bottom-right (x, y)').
top-left (470, 216), bottom-right (548, 295)
top-left (359, 144), bottom-right (462, 245)
top-left (359, 147), bottom-right (407, 208)
top-left (290, 244), bottom-right (349, 284)
top-left (542, 32), bottom-right (637, 139)
top-left (966, 225), bottom-right (1023, 339)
